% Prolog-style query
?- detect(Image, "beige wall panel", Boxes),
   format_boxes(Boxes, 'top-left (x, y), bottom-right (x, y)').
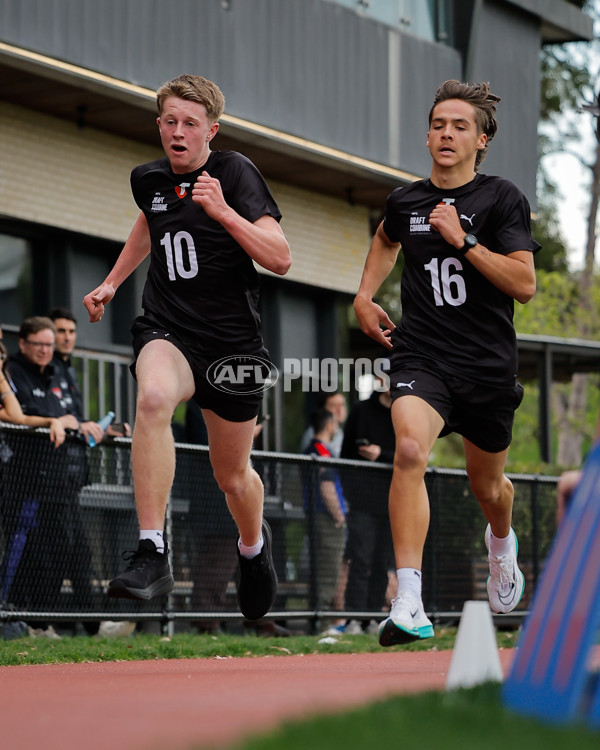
top-left (0, 102), bottom-right (155, 241)
top-left (0, 102), bottom-right (370, 295)
top-left (272, 182), bottom-right (370, 295)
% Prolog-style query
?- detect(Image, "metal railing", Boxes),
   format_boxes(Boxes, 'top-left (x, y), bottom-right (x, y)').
top-left (0, 424), bottom-right (560, 633)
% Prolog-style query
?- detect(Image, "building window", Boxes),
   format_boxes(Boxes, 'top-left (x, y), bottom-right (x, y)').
top-left (0, 234), bottom-right (32, 326)
top-left (326, 0), bottom-right (450, 43)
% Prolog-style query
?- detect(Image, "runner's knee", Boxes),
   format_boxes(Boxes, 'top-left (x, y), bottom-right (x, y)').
top-left (393, 435), bottom-right (428, 473)
top-left (136, 384), bottom-right (174, 422)
top-left (212, 463), bottom-right (254, 497)
top-left (469, 474), bottom-right (510, 507)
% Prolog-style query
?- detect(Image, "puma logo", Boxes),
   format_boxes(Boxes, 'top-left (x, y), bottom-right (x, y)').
top-left (460, 213), bottom-right (476, 226)
top-left (396, 380), bottom-right (416, 390)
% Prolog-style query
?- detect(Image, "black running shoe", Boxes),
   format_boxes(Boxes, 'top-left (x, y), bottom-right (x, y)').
top-left (236, 520), bottom-right (278, 620)
top-left (107, 539), bottom-right (174, 600)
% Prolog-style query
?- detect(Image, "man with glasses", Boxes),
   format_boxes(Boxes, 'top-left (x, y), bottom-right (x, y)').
top-left (8, 317), bottom-right (79, 426)
top-left (2, 316), bottom-right (97, 635)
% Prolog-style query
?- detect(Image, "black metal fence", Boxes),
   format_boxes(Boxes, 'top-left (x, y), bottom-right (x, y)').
top-left (0, 424), bottom-right (559, 633)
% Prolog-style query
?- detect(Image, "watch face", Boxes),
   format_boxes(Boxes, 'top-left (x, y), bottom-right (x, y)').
top-left (464, 234), bottom-right (477, 248)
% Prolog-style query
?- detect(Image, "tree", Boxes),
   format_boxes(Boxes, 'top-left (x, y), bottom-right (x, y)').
top-left (537, 2), bottom-right (600, 466)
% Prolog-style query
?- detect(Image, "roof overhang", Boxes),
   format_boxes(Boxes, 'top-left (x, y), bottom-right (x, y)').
top-left (507, 0), bottom-right (594, 44)
top-left (0, 41), bottom-right (417, 210)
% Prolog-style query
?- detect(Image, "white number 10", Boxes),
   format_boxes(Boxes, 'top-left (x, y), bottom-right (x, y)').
top-left (160, 231), bottom-right (199, 281)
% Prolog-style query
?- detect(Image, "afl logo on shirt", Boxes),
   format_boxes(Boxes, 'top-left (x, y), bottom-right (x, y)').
top-left (175, 182), bottom-right (191, 199)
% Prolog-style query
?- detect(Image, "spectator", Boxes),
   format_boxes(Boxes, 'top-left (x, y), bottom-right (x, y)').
top-left (48, 308), bottom-right (131, 442)
top-left (303, 408), bottom-right (347, 617)
top-left (0, 328), bottom-right (67, 444)
top-left (300, 391), bottom-right (347, 457)
top-left (0, 325), bottom-right (68, 639)
top-left (1, 317), bottom-right (96, 635)
top-left (340, 385), bottom-right (396, 634)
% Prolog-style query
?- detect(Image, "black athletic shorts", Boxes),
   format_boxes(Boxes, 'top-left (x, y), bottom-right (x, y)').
top-left (130, 315), bottom-right (267, 423)
top-left (388, 360), bottom-right (524, 453)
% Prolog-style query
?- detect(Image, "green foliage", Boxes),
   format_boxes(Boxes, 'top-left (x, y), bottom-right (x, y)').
top-left (536, 22), bottom-right (598, 272)
top-left (540, 45), bottom-right (592, 126)
top-left (531, 206), bottom-right (569, 272)
top-left (515, 269), bottom-right (600, 339)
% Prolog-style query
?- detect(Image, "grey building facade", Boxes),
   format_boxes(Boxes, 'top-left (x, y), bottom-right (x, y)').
top-left (0, 0), bottom-right (592, 448)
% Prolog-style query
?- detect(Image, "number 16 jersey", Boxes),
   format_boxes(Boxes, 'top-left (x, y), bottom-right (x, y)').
top-left (383, 173), bottom-right (540, 385)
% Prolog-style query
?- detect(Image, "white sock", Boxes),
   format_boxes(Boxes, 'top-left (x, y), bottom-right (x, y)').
top-left (238, 534), bottom-right (264, 559)
top-left (488, 529), bottom-right (513, 558)
top-left (140, 529), bottom-right (165, 553)
top-left (396, 568), bottom-right (422, 600)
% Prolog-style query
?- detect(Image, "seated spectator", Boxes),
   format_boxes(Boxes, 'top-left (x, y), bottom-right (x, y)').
top-left (302, 408), bottom-right (347, 617)
top-left (0, 317), bottom-right (97, 635)
top-left (0, 331), bottom-right (67, 445)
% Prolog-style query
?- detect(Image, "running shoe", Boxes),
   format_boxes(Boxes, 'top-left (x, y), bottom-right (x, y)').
top-left (378, 590), bottom-right (434, 646)
top-left (484, 524), bottom-right (525, 614)
top-left (107, 539), bottom-right (174, 600)
top-left (236, 520), bottom-right (278, 620)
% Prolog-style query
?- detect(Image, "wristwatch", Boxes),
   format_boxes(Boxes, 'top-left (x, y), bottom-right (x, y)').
top-left (460, 233), bottom-right (478, 255)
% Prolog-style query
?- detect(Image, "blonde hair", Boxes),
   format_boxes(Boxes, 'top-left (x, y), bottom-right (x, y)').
top-left (156, 74), bottom-right (225, 122)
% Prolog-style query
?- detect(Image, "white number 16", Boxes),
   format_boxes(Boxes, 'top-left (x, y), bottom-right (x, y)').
top-left (424, 257), bottom-right (467, 307)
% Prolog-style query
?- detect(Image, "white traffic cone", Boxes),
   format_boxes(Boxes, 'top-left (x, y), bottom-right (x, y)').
top-left (446, 600), bottom-right (503, 690)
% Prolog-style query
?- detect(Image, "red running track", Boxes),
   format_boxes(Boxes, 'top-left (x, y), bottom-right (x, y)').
top-left (1, 649), bottom-right (516, 750)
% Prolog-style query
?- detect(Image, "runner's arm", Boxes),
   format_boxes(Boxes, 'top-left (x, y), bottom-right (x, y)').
top-left (353, 221), bottom-right (400, 350)
top-left (83, 212), bottom-right (151, 322)
top-left (192, 171), bottom-right (291, 275)
top-left (428, 202), bottom-right (536, 303)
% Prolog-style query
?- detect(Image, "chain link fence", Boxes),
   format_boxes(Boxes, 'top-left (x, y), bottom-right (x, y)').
top-left (0, 424), bottom-right (559, 633)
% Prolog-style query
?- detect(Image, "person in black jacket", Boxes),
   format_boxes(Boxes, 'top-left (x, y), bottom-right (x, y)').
top-left (1, 317), bottom-right (96, 632)
top-left (340, 385), bottom-right (395, 632)
top-left (47, 307), bottom-right (131, 444)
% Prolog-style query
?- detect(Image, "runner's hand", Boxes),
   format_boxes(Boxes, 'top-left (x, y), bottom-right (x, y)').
top-left (354, 296), bottom-right (395, 350)
top-left (83, 283), bottom-right (115, 322)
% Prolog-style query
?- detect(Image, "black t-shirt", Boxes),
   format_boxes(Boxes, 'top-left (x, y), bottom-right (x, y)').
top-left (7, 352), bottom-right (88, 495)
top-left (131, 150), bottom-right (282, 353)
top-left (340, 392), bottom-right (395, 515)
top-left (8, 352), bottom-right (66, 418)
top-left (383, 174), bottom-right (540, 385)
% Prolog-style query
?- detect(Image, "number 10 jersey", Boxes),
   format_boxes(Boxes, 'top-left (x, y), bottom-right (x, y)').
top-left (131, 150), bottom-right (282, 354)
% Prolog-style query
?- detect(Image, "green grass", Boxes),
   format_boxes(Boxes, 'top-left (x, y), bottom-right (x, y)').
top-left (0, 627), bottom-right (520, 666)
top-left (225, 683), bottom-right (600, 750)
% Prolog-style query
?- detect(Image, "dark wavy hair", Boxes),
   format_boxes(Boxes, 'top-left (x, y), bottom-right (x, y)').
top-left (429, 80), bottom-right (501, 170)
